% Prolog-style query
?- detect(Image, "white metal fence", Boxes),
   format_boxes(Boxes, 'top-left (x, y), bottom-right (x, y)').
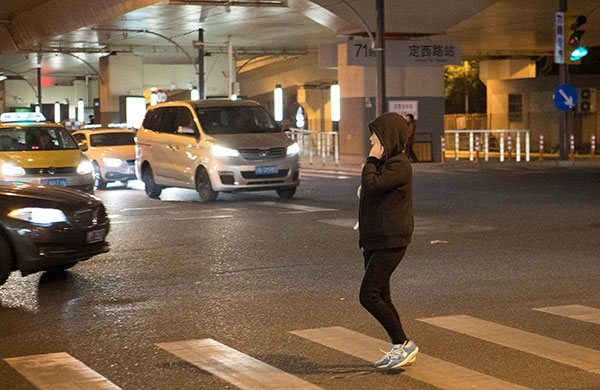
top-left (286, 128), bottom-right (340, 165)
top-left (444, 129), bottom-right (531, 162)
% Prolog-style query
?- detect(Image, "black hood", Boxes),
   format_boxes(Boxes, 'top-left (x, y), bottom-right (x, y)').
top-left (368, 112), bottom-right (408, 159)
top-left (0, 184), bottom-right (99, 211)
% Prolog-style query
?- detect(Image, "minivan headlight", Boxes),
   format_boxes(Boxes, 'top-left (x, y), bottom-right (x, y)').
top-left (77, 160), bottom-right (94, 174)
top-left (287, 143), bottom-right (300, 156)
top-left (8, 207), bottom-right (67, 226)
top-left (1, 163), bottom-right (26, 176)
top-left (211, 145), bottom-right (240, 157)
top-left (102, 157), bottom-right (123, 167)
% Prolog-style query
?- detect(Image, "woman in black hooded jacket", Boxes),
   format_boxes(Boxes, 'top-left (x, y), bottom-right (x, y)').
top-left (358, 112), bottom-right (419, 369)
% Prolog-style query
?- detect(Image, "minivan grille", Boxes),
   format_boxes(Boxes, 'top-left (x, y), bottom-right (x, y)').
top-left (238, 147), bottom-right (286, 160)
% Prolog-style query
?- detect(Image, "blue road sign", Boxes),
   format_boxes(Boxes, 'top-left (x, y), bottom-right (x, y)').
top-left (554, 84), bottom-right (578, 111)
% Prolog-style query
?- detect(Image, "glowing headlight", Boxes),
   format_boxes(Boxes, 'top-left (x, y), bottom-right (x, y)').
top-left (77, 160), bottom-right (93, 175)
top-left (1, 163), bottom-right (26, 176)
top-left (102, 157), bottom-right (123, 167)
top-left (8, 207), bottom-right (67, 226)
top-left (211, 145), bottom-right (240, 157)
top-left (287, 143), bottom-right (300, 156)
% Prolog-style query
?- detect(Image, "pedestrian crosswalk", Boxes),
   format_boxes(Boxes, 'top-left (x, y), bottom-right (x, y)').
top-left (3, 304), bottom-right (600, 389)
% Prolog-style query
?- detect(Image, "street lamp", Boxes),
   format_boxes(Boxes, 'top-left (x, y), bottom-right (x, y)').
top-left (331, 83), bottom-right (340, 131)
top-left (77, 99), bottom-right (84, 123)
top-left (54, 102), bottom-right (60, 122)
top-left (274, 84), bottom-right (283, 122)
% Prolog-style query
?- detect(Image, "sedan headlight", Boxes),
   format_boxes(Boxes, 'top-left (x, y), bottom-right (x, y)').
top-left (1, 163), bottom-right (26, 176)
top-left (102, 157), bottom-right (123, 167)
top-left (211, 145), bottom-right (240, 157)
top-left (77, 160), bottom-right (94, 175)
top-left (287, 143), bottom-right (300, 156)
top-left (8, 207), bottom-right (67, 226)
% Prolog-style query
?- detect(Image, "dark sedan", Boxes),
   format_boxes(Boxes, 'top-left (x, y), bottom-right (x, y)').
top-left (0, 184), bottom-right (109, 285)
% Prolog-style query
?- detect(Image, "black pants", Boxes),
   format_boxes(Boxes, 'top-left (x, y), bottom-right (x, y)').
top-left (359, 247), bottom-right (408, 345)
top-left (406, 144), bottom-right (419, 162)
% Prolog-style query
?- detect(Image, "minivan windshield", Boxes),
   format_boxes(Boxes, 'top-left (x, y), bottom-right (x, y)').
top-left (90, 132), bottom-right (135, 147)
top-left (0, 126), bottom-right (79, 151)
top-left (194, 106), bottom-right (281, 135)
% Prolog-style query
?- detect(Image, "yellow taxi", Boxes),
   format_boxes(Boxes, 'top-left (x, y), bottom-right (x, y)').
top-left (0, 112), bottom-right (94, 192)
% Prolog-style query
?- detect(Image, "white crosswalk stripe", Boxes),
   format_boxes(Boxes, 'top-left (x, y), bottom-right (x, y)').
top-left (533, 304), bottom-right (600, 325)
top-left (156, 338), bottom-right (323, 390)
top-left (254, 201), bottom-right (337, 213)
top-left (290, 326), bottom-right (530, 390)
top-left (4, 352), bottom-right (121, 390)
top-left (418, 314), bottom-right (600, 374)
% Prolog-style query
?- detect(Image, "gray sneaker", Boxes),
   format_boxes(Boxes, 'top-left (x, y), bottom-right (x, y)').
top-left (375, 343), bottom-right (416, 368)
top-left (386, 340), bottom-right (419, 369)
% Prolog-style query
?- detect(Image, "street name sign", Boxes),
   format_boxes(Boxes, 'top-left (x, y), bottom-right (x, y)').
top-left (347, 39), bottom-right (461, 67)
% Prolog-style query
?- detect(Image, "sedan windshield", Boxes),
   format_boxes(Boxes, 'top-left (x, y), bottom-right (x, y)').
top-left (195, 106), bottom-right (281, 135)
top-left (90, 132), bottom-right (135, 147)
top-left (0, 126), bottom-right (79, 151)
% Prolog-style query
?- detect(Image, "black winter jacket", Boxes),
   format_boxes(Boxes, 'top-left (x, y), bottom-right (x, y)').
top-left (359, 112), bottom-right (414, 250)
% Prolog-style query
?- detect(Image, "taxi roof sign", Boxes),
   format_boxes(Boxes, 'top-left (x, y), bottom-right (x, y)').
top-left (0, 112), bottom-right (47, 122)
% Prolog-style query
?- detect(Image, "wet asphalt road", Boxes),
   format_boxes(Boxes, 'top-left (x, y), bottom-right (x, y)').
top-left (1, 163), bottom-right (600, 390)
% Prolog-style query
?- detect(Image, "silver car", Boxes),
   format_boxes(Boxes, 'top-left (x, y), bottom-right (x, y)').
top-left (135, 100), bottom-right (300, 201)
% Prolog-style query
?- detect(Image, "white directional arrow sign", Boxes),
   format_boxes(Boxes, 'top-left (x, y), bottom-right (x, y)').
top-left (554, 84), bottom-right (578, 111)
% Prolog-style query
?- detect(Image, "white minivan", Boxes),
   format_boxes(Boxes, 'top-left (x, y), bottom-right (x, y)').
top-left (135, 100), bottom-right (300, 201)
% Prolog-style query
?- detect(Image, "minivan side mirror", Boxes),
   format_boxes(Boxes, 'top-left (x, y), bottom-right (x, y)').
top-left (78, 140), bottom-right (88, 152)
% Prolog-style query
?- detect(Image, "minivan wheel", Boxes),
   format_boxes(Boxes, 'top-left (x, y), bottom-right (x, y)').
top-left (195, 168), bottom-right (218, 202)
top-left (142, 165), bottom-right (163, 199)
top-left (93, 162), bottom-right (107, 190)
top-left (0, 235), bottom-right (13, 286)
top-left (276, 187), bottom-right (296, 199)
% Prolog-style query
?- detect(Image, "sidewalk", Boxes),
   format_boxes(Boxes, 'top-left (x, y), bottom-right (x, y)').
top-left (300, 155), bottom-right (600, 172)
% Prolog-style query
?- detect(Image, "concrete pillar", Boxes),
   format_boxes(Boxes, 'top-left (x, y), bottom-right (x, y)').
top-left (337, 43), bottom-right (445, 162)
top-left (99, 53), bottom-right (143, 126)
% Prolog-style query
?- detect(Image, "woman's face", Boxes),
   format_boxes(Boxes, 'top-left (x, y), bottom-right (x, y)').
top-left (369, 132), bottom-right (381, 146)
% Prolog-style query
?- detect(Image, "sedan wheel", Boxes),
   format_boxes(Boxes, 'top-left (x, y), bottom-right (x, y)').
top-left (195, 168), bottom-right (218, 202)
top-left (0, 235), bottom-right (13, 286)
top-left (142, 166), bottom-right (163, 199)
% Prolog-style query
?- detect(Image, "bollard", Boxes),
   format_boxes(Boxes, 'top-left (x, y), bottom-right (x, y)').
top-left (539, 134), bottom-right (544, 161)
top-left (507, 135), bottom-right (513, 162)
top-left (569, 134), bottom-right (575, 161)
top-left (475, 135), bottom-right (480, 163)
top-left (441, 136), bottom-right (446, 164)
top-left (592, 135), bottom-right (596, 160)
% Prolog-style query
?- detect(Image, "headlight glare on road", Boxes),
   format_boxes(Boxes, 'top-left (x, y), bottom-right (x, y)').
top-left (8, 207), bottom-right (67, 226)
top-left (77, 160), bottom-right (94, 174)
top-left (1, 163), bottom-right (26, 176)
top-left (102, 157), bottom-right (123, 167)
top-left (211, 145), bottom-right (240, 157)
top-left (287, 143), bottom-right (300, 156)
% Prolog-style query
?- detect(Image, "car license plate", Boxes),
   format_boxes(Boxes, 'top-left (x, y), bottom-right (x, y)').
top-left (41, 178), bottom-right (67, 186)
top-left (86, 229), bottom-right (106, 243)
top-left (255, 166), bottom-right (278, 175)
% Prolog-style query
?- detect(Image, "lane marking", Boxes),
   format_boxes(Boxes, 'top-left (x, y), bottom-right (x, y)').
top-left (302, 168), bottom-right (362, 175)
top-left (317, 218), bottom-right (357, 228)
top-left (418, 315), bottom-right (600, 374)
top-left (301, 173), bottom-right (352, 180)
top-left (4, 352), bottom-right (121, 389)
top-left (121, 206), bottom-right (176, 211)
top-left (290, 326), bottom-right (529, 390)
top-left (156, 338), bottom-right (323, 390)
top-left (255, 201), bottom-right (337, 213)
top-left (174, 215), bottom-right (234, 221)
top-left (533, 305), bottom-right (600, 325)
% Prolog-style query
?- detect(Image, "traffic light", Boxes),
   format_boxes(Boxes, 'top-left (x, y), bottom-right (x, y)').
top-left (566, 14), bottom-right (587, 64)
